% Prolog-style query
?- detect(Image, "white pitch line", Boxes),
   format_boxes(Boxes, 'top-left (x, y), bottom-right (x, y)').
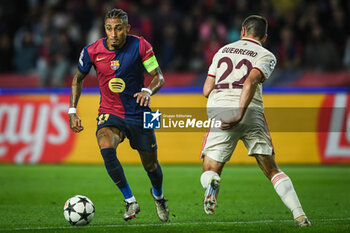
top-left (1, 218), bottom-right (350, 231)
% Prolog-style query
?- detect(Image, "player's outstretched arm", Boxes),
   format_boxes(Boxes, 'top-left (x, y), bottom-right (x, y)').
top-left (69, 70), bottom-right (86, 133)
top-left (220, 69), bottom-right (262, 130)
top-left (134, 67), bottom-right (165, 107)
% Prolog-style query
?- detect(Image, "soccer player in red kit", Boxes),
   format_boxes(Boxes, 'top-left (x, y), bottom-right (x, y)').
top-left (68, 9), bottom-right (169, 222)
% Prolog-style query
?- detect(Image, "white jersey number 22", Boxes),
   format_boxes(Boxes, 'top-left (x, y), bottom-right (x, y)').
top-left (217, 58), bottom-right (253, 87)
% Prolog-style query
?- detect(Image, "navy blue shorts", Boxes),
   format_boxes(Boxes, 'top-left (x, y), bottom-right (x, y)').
top-left (96, 113), bottom-right (157, 152)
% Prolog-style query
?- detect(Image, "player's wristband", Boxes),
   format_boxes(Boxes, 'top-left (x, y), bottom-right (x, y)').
top-left (141, 88), bottom-right (152, 95)
top-left (68, 108), bottom-right (77, 114)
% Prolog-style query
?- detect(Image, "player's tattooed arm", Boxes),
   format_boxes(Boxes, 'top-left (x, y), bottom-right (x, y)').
top-left (70, 70), bottom-right (87, 108)
top-left (220, 69), bottom-right (262, 130)
top-left (69, 70), bottom-right (86, 133)
top-left (147, 67), bottom-right (165, 94)
top-left (134, 67), bottom-right (165, 107)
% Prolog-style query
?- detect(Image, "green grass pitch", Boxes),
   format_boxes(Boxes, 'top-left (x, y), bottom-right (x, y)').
top-left (0, 164), bottom-right (349, 233)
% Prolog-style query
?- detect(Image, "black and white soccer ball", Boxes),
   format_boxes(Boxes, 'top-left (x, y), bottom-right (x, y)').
top-left (63, 195), bottom-right (95, 225)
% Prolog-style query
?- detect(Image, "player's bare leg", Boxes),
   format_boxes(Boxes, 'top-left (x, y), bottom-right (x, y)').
top-left (97, 126), bottom-right (140, 221)
top-left (201, 155), bottom-right (225, 214)
top-left (139, 150), bottom-right (169, 222)
top-left (202, 155), bottom-right (225, 175)
top-left (254, 154), bottom-right (311, 227)
top-left (97, 126), bottom-right (123, 149)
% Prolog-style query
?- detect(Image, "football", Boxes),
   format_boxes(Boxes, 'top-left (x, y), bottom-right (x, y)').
top-left (63, 195), bottom-right (95, 225)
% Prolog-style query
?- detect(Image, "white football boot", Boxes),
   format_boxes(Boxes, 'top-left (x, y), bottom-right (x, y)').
top-left (294, 215), bottom-right (311, 227)
top-left (123, 201), bottom-right (140, 221)
top-left (204, 177), bottom-right (220, 214)
top-left (150, 189), bottom-right (169, 222)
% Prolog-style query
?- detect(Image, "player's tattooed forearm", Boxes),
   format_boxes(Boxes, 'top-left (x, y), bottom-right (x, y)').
top-left (147, 67), bottom-right (164, 95)
top-left (70, 71), bottom-right (86, 107)
top-left (76, 71), bottom-right (86, 83)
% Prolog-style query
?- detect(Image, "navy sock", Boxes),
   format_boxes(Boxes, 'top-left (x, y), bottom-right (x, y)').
top-left (146, 162), bottom-right (163, 197)
top-left (100, 148), bottom-right (133, 199)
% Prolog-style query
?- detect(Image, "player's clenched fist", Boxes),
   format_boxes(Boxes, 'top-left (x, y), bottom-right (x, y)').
top-left (69, 114), bottom-right (84, 133)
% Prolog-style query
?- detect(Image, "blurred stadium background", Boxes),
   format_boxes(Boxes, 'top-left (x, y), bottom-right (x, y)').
top-left (0, 0), bottom-right (349, 164)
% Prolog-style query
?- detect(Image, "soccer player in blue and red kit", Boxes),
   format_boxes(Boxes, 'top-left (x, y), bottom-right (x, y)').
top-left (68, 9), bottom-right (169, 222)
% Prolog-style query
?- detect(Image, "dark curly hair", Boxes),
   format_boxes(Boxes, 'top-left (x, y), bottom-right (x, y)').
top-left (104, 9), bottom-right (128, 24)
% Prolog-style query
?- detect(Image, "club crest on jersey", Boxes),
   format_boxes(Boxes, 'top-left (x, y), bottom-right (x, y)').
top-left (110, 60), bottom-right (120, 70)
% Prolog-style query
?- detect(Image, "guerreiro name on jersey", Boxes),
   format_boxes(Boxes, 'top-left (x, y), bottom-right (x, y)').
top-left (207, 37), bottom-right (276, 109)
top-left (78, 35), bottom-right (159, 121)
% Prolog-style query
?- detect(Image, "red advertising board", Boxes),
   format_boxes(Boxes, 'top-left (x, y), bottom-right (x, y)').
top-left (0, 95), bottom-right (75, 163)
top-left (318, 93), bottom-right (350, 163)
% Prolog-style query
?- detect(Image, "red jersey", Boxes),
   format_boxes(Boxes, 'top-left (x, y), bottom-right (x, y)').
top-left (78, 35), bottom-right (156, 121)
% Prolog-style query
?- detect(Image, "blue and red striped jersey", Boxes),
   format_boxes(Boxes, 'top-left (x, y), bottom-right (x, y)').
top-left (78, 35), bottom-right (155, 121)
